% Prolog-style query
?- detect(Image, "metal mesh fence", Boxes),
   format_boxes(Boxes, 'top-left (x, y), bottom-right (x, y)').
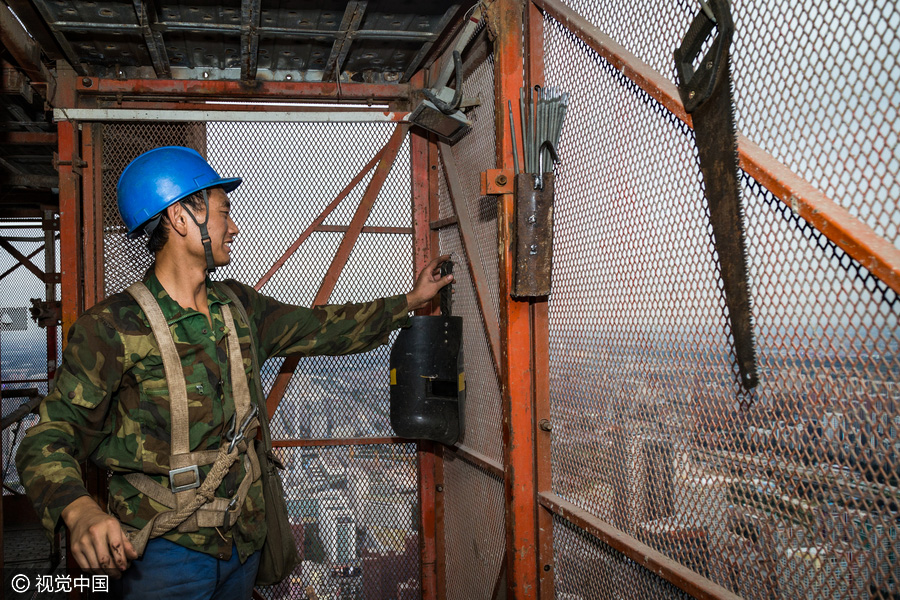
top-left (544, 7), bottom-right (899, 600)
top-left (438, 50), bottom-right (503, 464)
top-left (101, 121), bottom-right (413, 441)
top-left (553, 515), bottom-right (694, 600)
top-left (555, 0), bottom-right (900, 248)
top-left (442, 449), bottom-right (506, 600)
top-left (256, 443), bottom-right (420, 600)
top-left (99, 120), bottom-right (421, 596)
top-left (436, 46), bottom-right (508, 599)
top-left (0, 220), bottom-right (57, 495)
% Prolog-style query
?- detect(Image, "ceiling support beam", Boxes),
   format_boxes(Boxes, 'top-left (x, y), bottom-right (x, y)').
top-left (20, 0), bottom-right (86, 75)
top-left (401, 4), bottom-right (460, 83)
top-left (132, 0), bottom-right (171, 78)
top-left (0, 1), bottom-right (55, 96)
top-left (323, 1), bottom-right (367, 82)
top-left (70, 76), bottom-right (409, 103)
top-left (4, 0), bottom-right (63, 61)
top-left (239, 0), bottom-right (262, 81)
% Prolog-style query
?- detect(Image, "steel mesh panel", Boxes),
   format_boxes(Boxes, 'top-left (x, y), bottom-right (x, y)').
top-left (435, 52), bottom-right (504, 463)
top-left (438, 224), bottom-right (502, 461)
top-left (442, 450), bottom-right (505, 600)
top-left (446, 53), bottom-right (501, 318)
top-left (0, 223), bottom-right (55, 495)
top-left (256, 443), bottom-right (420, 600)
top-left (553, 516), bottom-right (693, 600)
top-left (556, 0), bottom-right (900, 247)
top-left (101, 122), bottom-right (208, 296)
top-left (102, 121), bottom-right (412, 440)
top-left (545, 12), bottom-right (899, 600)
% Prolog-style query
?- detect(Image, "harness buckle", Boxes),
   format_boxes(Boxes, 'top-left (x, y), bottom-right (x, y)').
top-left (169, 465), bottom-right (201, 492)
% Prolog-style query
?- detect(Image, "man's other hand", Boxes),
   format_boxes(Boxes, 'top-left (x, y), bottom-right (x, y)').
top-left (406, 254), bottom-right (453, 312)
top-left (61, 496), bottom-right (138, 578)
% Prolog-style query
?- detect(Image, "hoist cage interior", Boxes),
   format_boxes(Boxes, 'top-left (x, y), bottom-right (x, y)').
top-left (1, 0), bottom-right (898, 599)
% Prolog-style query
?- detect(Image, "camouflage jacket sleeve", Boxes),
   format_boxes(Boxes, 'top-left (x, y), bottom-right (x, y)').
top-left (15, 312), bottom-right (124, 536)
top-left (221, 280), bottom-right (411, 360)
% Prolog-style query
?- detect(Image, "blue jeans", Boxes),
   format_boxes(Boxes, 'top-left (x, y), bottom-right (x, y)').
top-left (112, 538), bottom-right (260, 600)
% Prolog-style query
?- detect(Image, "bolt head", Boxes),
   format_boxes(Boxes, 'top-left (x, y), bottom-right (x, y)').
top-left (496, 174), bottom-right (508, 186)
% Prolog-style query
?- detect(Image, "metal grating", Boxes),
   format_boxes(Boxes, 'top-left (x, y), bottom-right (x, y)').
top-left (557, 0), bottom-right (900, 248)
top-left (0, 221), bottom-right (56, 495)
top-left (437, 51), bottom-right (503, 464)
top-left (257, 443), bottom-right (420, 600)
top-left (442, 449), bottom-right (506, 600)
top-left (545, 9), bottom-right (898, 600)
top-left (102, 121), bottom-right (413, 440)
top-left (553, 516), bottom-right (693, 600)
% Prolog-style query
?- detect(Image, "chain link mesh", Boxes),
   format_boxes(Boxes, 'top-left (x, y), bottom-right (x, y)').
top-left (100, 120), bottom-right (420, 596)
top-left (436, 48), bottom-right (508, 598)
top-left (0, 221), bottom-right (56, 495)
top-left (556, 0), bottom-right (900, 248)
top-left (544, 7), bottom-right (898, 600)
top-left (443, 449), bottom-right (506, 600)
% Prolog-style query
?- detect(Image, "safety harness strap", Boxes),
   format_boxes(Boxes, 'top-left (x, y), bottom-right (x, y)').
top-left (123, 282), bottom-right (260, 555)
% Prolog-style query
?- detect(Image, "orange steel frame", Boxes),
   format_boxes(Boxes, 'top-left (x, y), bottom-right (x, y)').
top-left (48, 1), bottom-right (900, 598)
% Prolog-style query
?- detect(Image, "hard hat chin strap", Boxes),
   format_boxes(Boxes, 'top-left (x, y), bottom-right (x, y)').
top-left (182, 189), bottom-right (217, 274)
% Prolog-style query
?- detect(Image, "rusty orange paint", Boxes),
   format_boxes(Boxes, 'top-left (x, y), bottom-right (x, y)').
top-left (72, 77), bottom-right (409, 104)
top-left (491, 0), bottom-right (540, 597)
top-left (57, 120), bottom-right (82, 340)
top-left (410, 79), bottom-right (440, 599)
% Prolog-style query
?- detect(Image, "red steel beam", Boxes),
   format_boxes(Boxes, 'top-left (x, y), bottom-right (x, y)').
top-left (533, 0), bottom-right (900, 296)
top-left (314, 225), bottom-right (412, 235)
top-left (451, 444), bottom-right (504, 478)
top-left (0, 132), bottom-right (57, 145)
top-left (57, 120), bottom-right (83, 347)
top-left (438, 142), bottom-right (502, 377)
top-left (72, 77), bottom-right (410, 104)
top-left (81, 124), bottom-right (103, 308)
top-left (490, 0), bottom-right (540, 597)
top-left (539, 491), bottom-right (742, 600)
top-left (264, 124), bottom-right (409, 418)
top-left (410, 87), bottom-right (440, 600)
top-left (525, 3), bottom-right (556, 596)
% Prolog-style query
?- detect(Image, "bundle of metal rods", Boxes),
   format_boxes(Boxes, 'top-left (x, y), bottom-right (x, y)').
top-left (509, 85), bottom-right (569, 175)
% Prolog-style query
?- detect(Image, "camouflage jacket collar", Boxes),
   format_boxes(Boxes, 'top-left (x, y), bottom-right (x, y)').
top-left (141, 266), bottom-right (233, 326)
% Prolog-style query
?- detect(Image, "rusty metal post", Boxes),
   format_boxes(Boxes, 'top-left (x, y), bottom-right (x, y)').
top-left (411, 69), bottom-right (441, 600)
top-left (57, 119), bottom-right (83, 340)
top-left (525, 3), bottom-right (556, 597)
top-left (81, 123), bottom-right (103, 308)
top-left (490, 0), bottom-right (540, 597)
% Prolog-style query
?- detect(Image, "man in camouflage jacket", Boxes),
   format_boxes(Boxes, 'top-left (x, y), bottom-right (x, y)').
top-left (15, 146), bottom-right (451, 598)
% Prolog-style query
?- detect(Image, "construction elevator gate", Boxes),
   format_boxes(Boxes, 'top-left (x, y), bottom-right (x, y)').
top-left (7, 0), bottom-right (898, 599)
top-left (99, 120), bottom-right (422, 599)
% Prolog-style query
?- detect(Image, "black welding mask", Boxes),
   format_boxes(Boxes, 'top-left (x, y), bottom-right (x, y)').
top-left (389, 262), bottom-right (465, 445)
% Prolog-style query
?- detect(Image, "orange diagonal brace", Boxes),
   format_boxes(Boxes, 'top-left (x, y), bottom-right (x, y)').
top-left (533, 0), bottom-right (900, 295)
top-left (265, 124), bottom-right (410, 418)
top-left (254, 145), bottom-right (388, 291)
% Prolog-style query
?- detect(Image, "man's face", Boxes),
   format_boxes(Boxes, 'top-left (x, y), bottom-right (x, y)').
top-left (188, 187), bottom-right (239, 267)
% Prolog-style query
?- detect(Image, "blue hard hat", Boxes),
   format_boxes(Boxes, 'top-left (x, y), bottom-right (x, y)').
top-left (117, 146), bottom-right (242, 239)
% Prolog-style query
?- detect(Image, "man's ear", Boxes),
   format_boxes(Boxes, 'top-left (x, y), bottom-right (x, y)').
top-left (167, 203), bottom-right (190, 237)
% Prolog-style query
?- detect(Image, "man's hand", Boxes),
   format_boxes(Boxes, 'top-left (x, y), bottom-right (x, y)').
top-left (407, 254), bottom-right (454, 312)
top-left (61, 496), bottom-right (138, 579)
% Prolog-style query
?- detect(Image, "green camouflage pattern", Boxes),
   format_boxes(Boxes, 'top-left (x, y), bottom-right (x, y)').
top-left (16, 269), bottom-right (410, 562)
